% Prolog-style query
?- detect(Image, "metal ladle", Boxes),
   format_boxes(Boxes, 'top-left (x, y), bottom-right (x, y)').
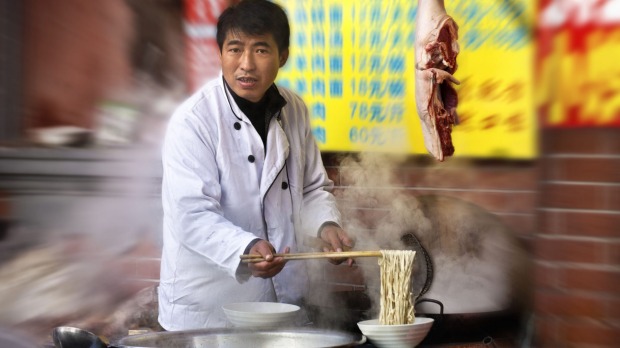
top-left (52, 326), bottom-right (109, 348)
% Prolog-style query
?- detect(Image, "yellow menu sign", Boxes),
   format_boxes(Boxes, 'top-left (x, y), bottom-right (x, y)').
top-left (275, 0), bottom-right (536, 158)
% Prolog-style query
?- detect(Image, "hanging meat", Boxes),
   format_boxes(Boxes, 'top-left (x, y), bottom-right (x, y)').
top-left (415, 0), bottom-right (460, 161)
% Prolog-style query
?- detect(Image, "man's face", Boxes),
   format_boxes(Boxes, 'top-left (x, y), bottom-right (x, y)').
top-left (220, 31), bottom-right (288, 103)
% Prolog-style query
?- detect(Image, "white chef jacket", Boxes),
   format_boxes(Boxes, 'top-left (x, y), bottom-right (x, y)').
top-left (158, 75), bottom-right (342, 330)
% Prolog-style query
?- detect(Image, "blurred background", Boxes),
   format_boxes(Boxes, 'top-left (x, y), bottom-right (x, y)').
top-left (0, 0), bottom-right (618, 347)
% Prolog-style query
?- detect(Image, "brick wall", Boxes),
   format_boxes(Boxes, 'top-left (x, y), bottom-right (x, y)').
top-left (327, 155), bottom-right (539, 239)
top-left (534, 128), bottom-right (620, 348)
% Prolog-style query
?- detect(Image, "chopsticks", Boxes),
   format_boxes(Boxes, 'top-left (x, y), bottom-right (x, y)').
top-left (240, 250), bottom-right (382, 263)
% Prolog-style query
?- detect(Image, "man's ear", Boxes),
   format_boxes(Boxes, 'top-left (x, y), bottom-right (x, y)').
top-left (279, 49), bottom-right (289, 67)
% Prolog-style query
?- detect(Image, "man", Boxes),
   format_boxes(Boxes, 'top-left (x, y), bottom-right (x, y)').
top-left (158, 0), bottom-right (353, 330)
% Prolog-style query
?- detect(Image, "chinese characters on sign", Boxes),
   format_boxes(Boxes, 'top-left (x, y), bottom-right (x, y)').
top-left (276, 0), bottom-right (536, 158)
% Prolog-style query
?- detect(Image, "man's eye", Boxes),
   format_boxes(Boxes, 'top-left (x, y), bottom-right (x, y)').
top-left (229, 48), bottom-right (240, 53)
top-left (257, 49), bottom-right (268, 54)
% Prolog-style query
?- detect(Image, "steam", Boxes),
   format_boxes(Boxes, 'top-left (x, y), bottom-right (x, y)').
top-left (331, 153), bottom-right (432, 319)
top-left (309, 152), bottom-right (530, 323)
top-left (305, 152), bottom-right (434, 325)
top-left (336, 153), bottom-right (432, 247)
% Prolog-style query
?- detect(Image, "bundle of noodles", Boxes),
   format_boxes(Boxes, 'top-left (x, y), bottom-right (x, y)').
top-left (378, 250), bottom-right (416, 325)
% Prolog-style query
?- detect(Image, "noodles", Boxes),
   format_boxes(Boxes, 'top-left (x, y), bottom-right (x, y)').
top-left (378, 250), bottom-right (416, 325)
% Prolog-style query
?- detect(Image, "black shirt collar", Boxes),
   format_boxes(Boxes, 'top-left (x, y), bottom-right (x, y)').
top-left (227, 83), bottom-right (287, 118)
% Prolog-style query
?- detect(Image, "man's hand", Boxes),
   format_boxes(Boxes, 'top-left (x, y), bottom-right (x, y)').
top-left (319, 225), bottom-right (355, 266)
top-left (247, 240), bottom-right (290, 278)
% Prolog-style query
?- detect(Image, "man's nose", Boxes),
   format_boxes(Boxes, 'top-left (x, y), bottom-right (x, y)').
top-left (240, 51), bottom-right (255, 71)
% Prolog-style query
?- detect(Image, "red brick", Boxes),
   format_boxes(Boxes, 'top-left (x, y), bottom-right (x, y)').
top-left (609, 241), bottom-right (620, 265)
top-left (534, 237), bottom-right (608, 264)
top-left (563, 212), bottom-right (620, 238)
top-left (519, 236), bottom-right (535, 253)
top-left (608, 298), bottom-right (620, 319)
top-left (535, 291), bottom-right (607, 318)
top-left (398, 167), bottom-right (427, 187)
top-left (507, 191), bottom-right (538, 214)
top-left (496, 213), bottom-right (536, 236)
top-left (407, 168), bottom-right (475, 189)
top-left (541, 183), bottom-right (607, 210)
top-left (559, 267), bottom-right (620, 294)
top-left (534, 262), bottom-right (560, 290)
top-left (538, 210), bottom-right (564, 235)
top-left (564, 320), bottom-right (620, 346)
top-left (609, 186), bottom-right (620, 211)
top-left (534, 316), bottom-right (560, 346)
top-left (542, 129), bottom-right (619, 155)
top-left (471, 167), bottom-right (539, 190)
top-left (548, 157), bottom-right (620, 183)
top-left (451, 190), bottom-right (531, 216)
top-left (394, 163), bottom-right (479, 188)
top-left (463, 191), bottom-right (509, 213)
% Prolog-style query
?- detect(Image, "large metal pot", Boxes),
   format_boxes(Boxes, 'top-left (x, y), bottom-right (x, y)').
top-left (114, 327), bottom-right (366, 348)
top-left (414, 298), bottom-right (524, 344)
top-left (421, 308), bottom-right (524, 344)
top-left (52, 326), bottom-right (107, 348)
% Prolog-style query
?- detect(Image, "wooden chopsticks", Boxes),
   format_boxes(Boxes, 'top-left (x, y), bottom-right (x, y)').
top-left (240, 250), bottom-right (382, 263)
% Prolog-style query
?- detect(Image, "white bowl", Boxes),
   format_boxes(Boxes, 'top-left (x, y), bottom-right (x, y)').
top-left (222, 302), bottom-right (300, 328)
top-left (357, 317), bottom-right (434, 348)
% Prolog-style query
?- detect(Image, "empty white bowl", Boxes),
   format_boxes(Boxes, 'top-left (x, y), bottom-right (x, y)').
top-left (357, 317), bottom-right (434, 348)
top-left (222, 302), bottom-right (300, 328)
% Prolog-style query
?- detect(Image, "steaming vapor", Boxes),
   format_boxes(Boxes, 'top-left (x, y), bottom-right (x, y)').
top-left (319, 152), bottom-right (433, 320)
top-left (315, 153), bottom-right (531, 320)
top-left (336, 153), bottom-right (432, 247)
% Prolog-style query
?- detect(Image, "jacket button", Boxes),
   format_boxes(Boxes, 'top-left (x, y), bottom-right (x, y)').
top-left (234, 122), bottom-right (241, 130)
top-left (248, 155), bottom-right (255, 163)
top-left (281, 182), bottom-right (289, 190)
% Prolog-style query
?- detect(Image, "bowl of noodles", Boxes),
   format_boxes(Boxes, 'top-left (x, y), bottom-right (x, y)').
top-left (357, 317), bottom-right (434, 348)
top-left (357, 250), bottom-right (433, 347)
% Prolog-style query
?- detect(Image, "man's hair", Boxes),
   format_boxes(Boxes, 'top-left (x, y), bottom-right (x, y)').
top-left (217, 0), bottom-right (290, 53)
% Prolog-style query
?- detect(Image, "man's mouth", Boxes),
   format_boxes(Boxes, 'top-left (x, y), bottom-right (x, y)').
top-left (237, 76), bottom-right (257, 87)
